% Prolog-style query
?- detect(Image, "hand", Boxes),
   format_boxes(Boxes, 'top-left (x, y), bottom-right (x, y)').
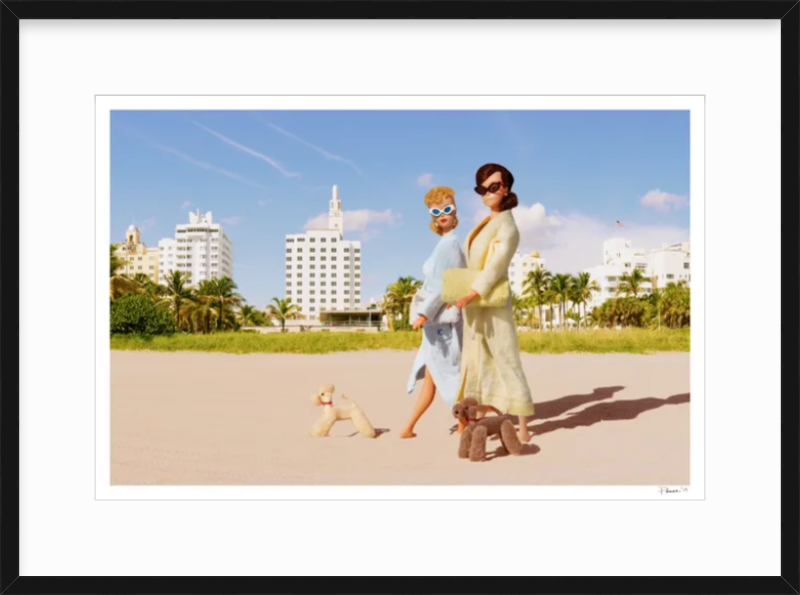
top-left (455, 290), bottom-right (480, 310)
top-left (412, 315), bottom-right (427, 330)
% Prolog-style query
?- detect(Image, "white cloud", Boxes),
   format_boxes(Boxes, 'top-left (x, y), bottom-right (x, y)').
top-left (640, 189), bottom-right (689, 212)
top-left (303, 209), bottom-right (401, 241)
top-left (220, 216), bottom-right (242, 226)
top-left (181, 201), bottom-right (192, 209)
top-left (466, 200), bottom-right (688, 275)
top-left (416, 173), bottom-right (433, 186)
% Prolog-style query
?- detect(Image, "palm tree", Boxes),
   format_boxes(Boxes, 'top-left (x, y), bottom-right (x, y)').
top-left (189, 296), bottom-right (219, 334)
top-left (616, 268), bottom-right (648, 298)
top-left (385, 276), bottom-right (422, 330)
top-left (237, 304), bottom-right (261, 328)
top-left (548, 273), bottom-right (572, 331)
top-left (511, 293), bottom-right (526, 327)
top-left (197, 276), bottom-right (244, 332)
top-left (159, 270), bottom-right (195, 330)
top-left (522, 267), bottom-right (552, 332)
top-left (266, 297), bottom-right (301, 332)
top-left (109, 244), bottom-right (136, 301)
top-left (570, 272), bottom-right (601, 330)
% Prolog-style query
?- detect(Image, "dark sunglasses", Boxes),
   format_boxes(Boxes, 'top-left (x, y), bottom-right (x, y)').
top-left (429, 204), bottom-right (455, 217)
top-left (475, 182), bottom-right (505, 196)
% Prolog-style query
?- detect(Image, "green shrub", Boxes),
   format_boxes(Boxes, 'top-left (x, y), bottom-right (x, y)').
top-left (110, 294), bottom-right (178, 335)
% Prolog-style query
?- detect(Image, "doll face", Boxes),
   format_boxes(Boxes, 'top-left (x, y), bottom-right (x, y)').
top-left (429, 194), bottom-right (457, 232)
top-left (477, 171), bottom-right (508, 209)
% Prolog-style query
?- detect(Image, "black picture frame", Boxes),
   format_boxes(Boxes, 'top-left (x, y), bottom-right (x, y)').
top-left (2, 1), bottom-right (798, 592)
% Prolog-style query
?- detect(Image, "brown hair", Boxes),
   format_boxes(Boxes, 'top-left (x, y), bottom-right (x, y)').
top-left (423, 186), bottom-right (458, 235)
top-left (475, 163), bottom-right (518, 211)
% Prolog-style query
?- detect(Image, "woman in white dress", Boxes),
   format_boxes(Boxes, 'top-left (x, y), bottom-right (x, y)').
top-left (400, 187), bottom-right (467, 439)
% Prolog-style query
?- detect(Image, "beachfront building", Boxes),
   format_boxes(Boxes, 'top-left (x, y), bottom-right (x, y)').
top-left (508, 250), bottom-right (547, 298)
top-left (650, 241), bottom-right (691, 290)
top-left (583, 238), bottom-right (653, 313)
top-left (114, 224), bottom-right (160, 283)
top-left (158, 210), bottom-right (233, 287)
top-left (284, 185), bottom-right (362, 319)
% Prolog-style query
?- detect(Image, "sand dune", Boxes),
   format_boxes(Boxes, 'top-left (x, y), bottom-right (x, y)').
top-left (110, 350), bottom-right (690, 485)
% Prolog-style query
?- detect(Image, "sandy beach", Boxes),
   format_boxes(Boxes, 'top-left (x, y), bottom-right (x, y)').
top-left (110, 350), bottom-right (690, 485)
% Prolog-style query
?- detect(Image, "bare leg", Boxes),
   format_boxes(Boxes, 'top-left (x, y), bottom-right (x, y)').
top-left (400, 367), bottom-right (436, 438)
top-left (517, 415), bottom-right (531, 443)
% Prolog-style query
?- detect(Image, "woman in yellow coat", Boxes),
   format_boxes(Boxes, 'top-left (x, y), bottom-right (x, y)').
top-left (454, 163), bottom-right (535, 443)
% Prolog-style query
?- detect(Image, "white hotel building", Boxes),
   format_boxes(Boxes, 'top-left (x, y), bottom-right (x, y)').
top-left (284, 185), bottom-right (362, 319)
top-left (158, 210), bottom-right (233, 287)
top-left (583, 237), bottom-right (690, 313)
top-left (508, 250), bottom-right (547, 298)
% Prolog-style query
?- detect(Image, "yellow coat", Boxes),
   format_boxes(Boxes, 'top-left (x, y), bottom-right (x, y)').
top-left (456, 210), bottom-right (535, 417)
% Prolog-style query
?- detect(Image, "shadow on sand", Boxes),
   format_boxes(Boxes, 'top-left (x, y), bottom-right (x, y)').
top-left (451, 386), bottom-right (626, 435)
top-left (528, 392), bottom-right (689, 437)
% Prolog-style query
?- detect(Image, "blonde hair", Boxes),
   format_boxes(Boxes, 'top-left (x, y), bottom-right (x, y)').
top-left (424, 186), bottom-right (458, 236)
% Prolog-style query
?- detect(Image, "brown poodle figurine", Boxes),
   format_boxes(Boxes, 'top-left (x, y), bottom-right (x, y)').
top-left (452, 397), bottom-right (523, 461)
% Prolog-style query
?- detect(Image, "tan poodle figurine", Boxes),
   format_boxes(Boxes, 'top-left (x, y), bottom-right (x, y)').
top-left (452, 397), bottom-right (523, 462)
top-left (309, 383), bottom-right (376, 438)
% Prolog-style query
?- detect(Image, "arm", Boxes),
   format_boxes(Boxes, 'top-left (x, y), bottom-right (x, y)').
top-left (418, 238), bottom-right (466, 320)
top-left (470, 221), bottom-right (519, 298)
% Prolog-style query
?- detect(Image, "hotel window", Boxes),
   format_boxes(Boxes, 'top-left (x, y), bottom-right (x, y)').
top-left (320, 272), bottom-right (326, 278)
top-left (137, 266), bottom-right (143, 270)
top-left (683, 263), bottom-right (690, 269)
top-left (331, 257), bottom-right (337, 261)
top-left (286, 248), bottom-right (292, 253)
top-left (298, 237), bottom-right (305, 242)
top-left (310, 273), bottom-right (315, 278)
top-left (331, 248), bottom-right (337, 253)
top-left (332, 298), bottom-right (337, 303)
top-left (286, 238), bottom-right (295, 243)
top-left (321, 248), bottom-right (326, 252)
top-left (344, 256), bottom-right (350, 261)
top-left (321, 238), bottom-right (327, 242)
top-left (344, 248), bottom-right (350, 253)
top-left (310, 298), bottom-right (316, 303)
top-left (331, 281), bottom-right (337, 286)
top-left (332, 289), bottom-right (337, 295)
top-left (355, 248), bottom-right (361, 253)
top-left (310, 238), bottom-right (316, 242)
top-left (321, 257), bottom-right (326, 261)
top-left (310, 281), bottom-right (315, 286)
top-left (149, 266), bottom-right (154, 270)
top-left (297, 289), bottom-right (302, 294)
top-left (355, 273), bottom-right (361, 279)
top-left (297, 256), bottom-right (302, 261)
top-left (345, 273), bottom-right (350, 278)
top-left (286, 281), bottom-right (292, 286)
top-left (331, 238), bottom-right (337, 243)
top-left (309, 248), bottom-right (314, 253)
top-left (297, 264), bottom-right (302, 269)
top-left (355, 265), bottom-right (361, 270)
top-left (286, 256), bottom-right (292, 261)
top-left (310, 265), bottom-right (315, 269)
top-left (321, 290), bottom-right (326, 295)
top-left (297, 280), bottom-right (302, 286)
top-left (321, 281), bottom-right (326, 286)
top-left (310, 306), bottom-right (315, 311)
top-left (310, 257), bottom-right (315, 261)
top-left (667, 274), bottom-right (674, 279)
top-left (321, 265), bottom-right (326, 270)
top-left (286, 289), bottom-right (292, 294)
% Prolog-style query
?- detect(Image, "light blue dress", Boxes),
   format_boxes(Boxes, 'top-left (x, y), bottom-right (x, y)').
top-left (406, 230), bottom-right (467, 408)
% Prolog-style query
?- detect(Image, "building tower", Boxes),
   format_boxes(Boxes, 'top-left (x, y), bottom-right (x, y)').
top-left (329, 185), bottom-right (343, 233)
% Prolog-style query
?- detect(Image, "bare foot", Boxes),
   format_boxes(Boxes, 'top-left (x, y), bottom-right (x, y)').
top-left (399, 428), bottom-right (417, 439)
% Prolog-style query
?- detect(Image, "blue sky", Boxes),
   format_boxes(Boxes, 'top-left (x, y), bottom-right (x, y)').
top-left (110, 110), bottom-right (690, 308)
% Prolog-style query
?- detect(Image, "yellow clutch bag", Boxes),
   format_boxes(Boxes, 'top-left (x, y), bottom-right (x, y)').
top-left (441, 268), bottom-right (510, 308)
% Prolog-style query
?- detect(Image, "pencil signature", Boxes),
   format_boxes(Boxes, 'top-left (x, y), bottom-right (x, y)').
top-left (658, 486), bottom-right (689, 495)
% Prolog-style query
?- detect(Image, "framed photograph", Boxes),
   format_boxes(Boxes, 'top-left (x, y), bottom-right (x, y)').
top-left (3, 0), bottom-right (797, 590)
